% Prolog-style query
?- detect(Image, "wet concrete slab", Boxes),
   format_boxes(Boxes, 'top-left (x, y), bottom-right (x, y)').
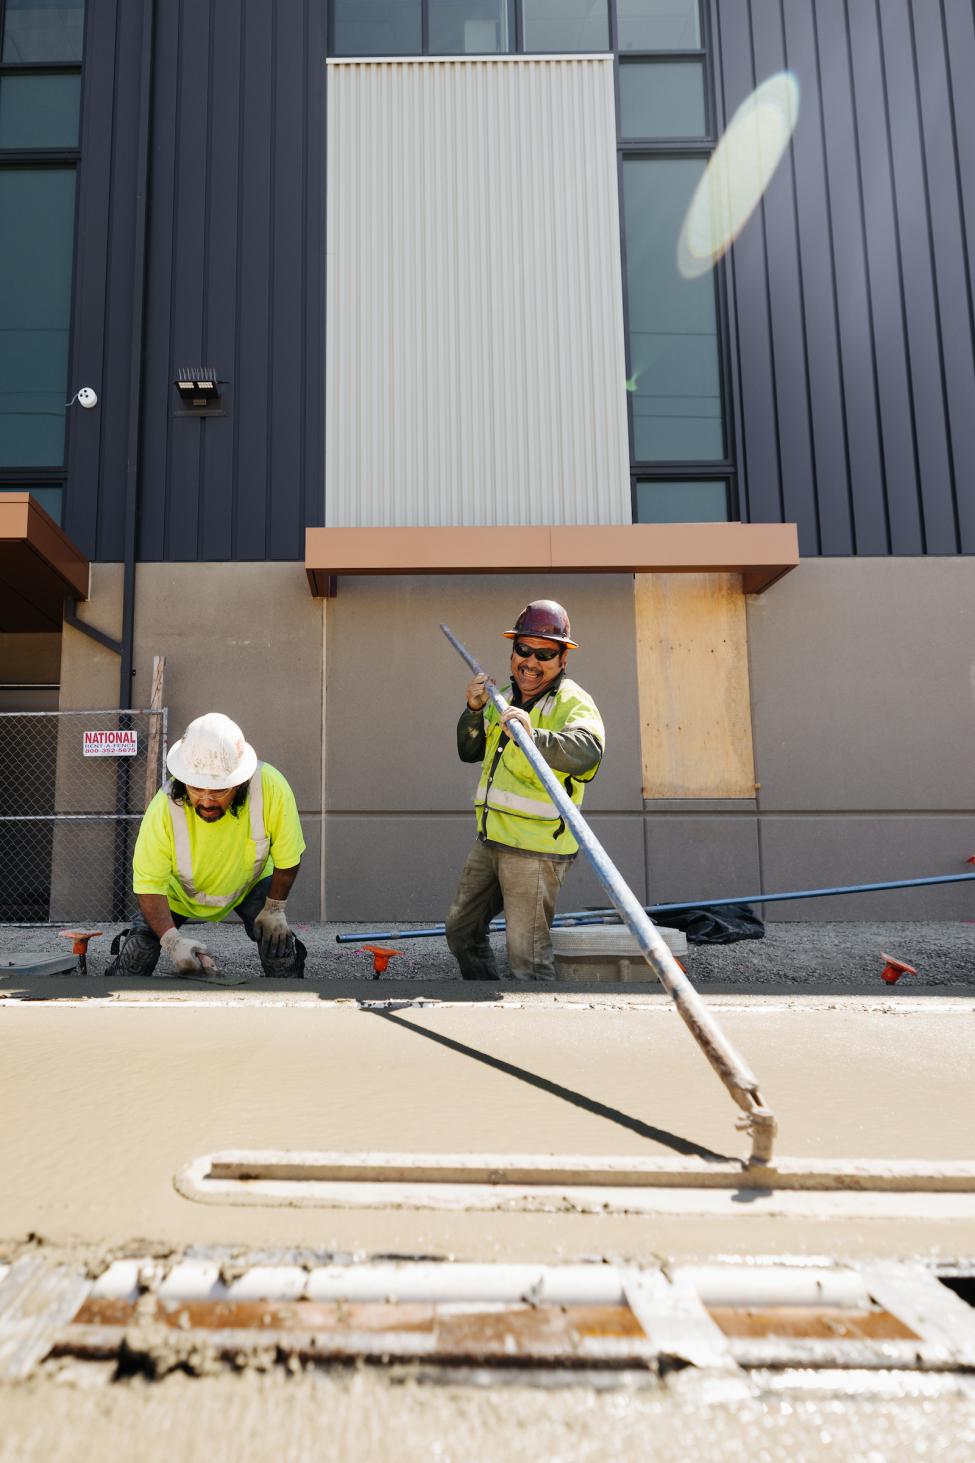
top-left (1, 999), bottom-right (973, 1263)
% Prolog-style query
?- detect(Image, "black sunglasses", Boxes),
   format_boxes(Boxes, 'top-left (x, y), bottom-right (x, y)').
top-left (513, 641), bottom-right (561, 662)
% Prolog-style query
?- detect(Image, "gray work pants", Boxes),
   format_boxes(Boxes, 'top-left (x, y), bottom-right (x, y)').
top-left (105, 876), bottom-right (306, 978)
top-left (445, 839), bottom-right (569, 981)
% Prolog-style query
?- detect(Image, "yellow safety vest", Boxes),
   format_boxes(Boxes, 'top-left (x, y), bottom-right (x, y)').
top-left (473, 678), bottom-right (604, 856)
top-left (167, 763), bottom-right (269, 908)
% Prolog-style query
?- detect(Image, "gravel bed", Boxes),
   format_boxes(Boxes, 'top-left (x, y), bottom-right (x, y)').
top-left (1, 918), bottom-right (971, 992)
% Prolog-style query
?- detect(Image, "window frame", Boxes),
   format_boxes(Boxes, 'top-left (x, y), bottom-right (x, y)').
top-left (324, 0), bottom-right (740, 524)
top-left (613, 1), bottom-right (739, 523)
top-left (328, 0), bottom-right (613, 58)
top-left (0, 0), bottom-right (85, 505)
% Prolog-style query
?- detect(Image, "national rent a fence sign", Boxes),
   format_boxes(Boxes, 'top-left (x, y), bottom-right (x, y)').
top-left (83, 729), bottom-right (138, 757)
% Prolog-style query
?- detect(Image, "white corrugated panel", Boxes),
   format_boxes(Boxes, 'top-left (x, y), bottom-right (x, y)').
top-left (325, 56), bottom-right (630, 527)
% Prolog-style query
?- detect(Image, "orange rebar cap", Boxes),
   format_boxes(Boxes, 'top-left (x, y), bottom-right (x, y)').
top-left (60, 929), bottom-right (103, 956)
top-left (358, 944), bottom-right (404, 975)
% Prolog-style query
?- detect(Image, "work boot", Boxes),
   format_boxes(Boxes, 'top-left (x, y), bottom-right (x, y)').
top-left (104, 926), bottom-right (162, 978)
top-left (258, 934), bottom-right (307, 979)
top-left (452, 941), bottom-right (501, 981)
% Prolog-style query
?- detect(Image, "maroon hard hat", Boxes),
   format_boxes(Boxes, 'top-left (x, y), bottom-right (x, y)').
top-left (503, 600), bottom-right (578, 649)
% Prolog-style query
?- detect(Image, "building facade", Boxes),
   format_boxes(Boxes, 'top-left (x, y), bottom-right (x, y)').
top-left (1, 0), bottom-right (973, 922)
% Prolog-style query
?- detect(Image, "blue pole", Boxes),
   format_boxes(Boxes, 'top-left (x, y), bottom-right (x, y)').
top-left (335, 871), bottom-right (975, 944)
top-left (436, 623), bottom-right (777, 1164)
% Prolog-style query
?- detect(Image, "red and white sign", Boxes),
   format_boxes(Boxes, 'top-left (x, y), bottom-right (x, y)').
top-left (83, 729), bottom-right (138, 757)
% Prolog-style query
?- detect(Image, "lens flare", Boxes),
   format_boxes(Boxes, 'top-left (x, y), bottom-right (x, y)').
top-left (677, 71), bottom-right (800, 279)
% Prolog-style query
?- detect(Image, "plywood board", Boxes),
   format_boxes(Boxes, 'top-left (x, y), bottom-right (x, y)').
top-left (635, 572), bottom-right (756, 799)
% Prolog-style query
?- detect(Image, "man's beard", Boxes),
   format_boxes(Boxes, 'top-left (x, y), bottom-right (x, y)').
top-left (193, 804), bottom-right (226, 822)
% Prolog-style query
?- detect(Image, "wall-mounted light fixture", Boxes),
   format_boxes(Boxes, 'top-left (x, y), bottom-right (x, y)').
top-left (174, 367), bottom-right (222, 411)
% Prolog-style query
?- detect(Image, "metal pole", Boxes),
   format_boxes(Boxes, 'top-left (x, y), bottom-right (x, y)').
top-left (440, 623), bottom-right (777, 1165)
top-left (561, 872), bottom-right (975, 921)
top-left (335, 870), bottom-right (975, 943)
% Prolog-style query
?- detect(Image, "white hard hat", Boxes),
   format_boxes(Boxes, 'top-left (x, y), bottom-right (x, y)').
top-left (167, 712), bottom-right (257, 789)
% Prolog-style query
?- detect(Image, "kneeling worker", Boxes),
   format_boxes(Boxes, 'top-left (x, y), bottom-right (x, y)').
top-left (446, 601), bottom-right (604, 981)
top-left (107, 712), bottom-right (306, 979)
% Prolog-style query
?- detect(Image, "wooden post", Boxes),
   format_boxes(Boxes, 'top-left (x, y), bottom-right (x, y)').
top-left (144, 655), bottom-right (166, 806)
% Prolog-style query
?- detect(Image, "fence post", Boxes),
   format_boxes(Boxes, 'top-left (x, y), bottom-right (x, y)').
top-left (145, 657), bottom-right (166, 804)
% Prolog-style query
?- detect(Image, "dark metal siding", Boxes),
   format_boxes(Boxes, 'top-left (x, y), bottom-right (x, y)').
top-left (66, 0), bottom-right (325, 562)
top-left (63, 0), bottom-right (148, 560)
top-left (712, 0), bottom-right (975, 556)
top-left (67, 0), bottom-right (972, 561)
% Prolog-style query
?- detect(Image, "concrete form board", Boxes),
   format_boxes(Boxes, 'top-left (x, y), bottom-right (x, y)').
top-left (746, 559), bottom-right (975, 811)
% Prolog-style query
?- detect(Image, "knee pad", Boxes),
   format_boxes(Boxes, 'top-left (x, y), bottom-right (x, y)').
top-left (105, 927), bottom-right (162, 978)
top-left (258, 934), bottom-right (307, 979)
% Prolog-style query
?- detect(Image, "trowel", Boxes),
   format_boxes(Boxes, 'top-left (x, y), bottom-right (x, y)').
top-left (180, 953), bottom-right (253, 988)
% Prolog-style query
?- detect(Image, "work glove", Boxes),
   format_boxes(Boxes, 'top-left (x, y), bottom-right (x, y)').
top-left (254, 898), bottom-right (291, 959)
top-left (501, 706), bottom-right (534, 742)
top-left (465, 673), bottom-right (491, 711)
top-left (160, 927), bottom-right (211, 973)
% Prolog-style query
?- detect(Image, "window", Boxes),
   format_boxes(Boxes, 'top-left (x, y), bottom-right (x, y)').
top-left (0, 0), bottom-right (83, 499)
top-left (0, 168), bottom-right (76, 467)
top-left (2, 0), bottom-right (85, 62)
top-left (330, 0), bottom-right (608, 55)
top-left (619, 59), bottom-right (706, 139)
top-left (325, 0), bottom-right (734, 520)
top-left (522, 0), bottom-right (608, 53)
top-left (622, 159), bottom-right (723, 462)
top-left (429, 0), bottom-right (514, 53)
top-left (634, 478), bottom-right (727, 523)
top-left (0, 70), bottom-right (79, 146)
top-left (617, 0), bottom-right (699, 51)
top-left (617, 0), bottom-right (735, 520)
top-left (332, 0), bottom-right (422, 55)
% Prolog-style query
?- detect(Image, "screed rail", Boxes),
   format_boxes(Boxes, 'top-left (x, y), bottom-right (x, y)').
top-left (441, 623), bottom-right (777, 1165)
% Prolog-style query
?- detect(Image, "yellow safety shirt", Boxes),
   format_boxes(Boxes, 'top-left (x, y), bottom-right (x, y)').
top-left (133, 761), bottom-right (305, 920)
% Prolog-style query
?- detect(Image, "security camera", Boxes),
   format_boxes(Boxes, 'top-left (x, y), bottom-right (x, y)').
top-left (76, 387), bottom-right (98, 409)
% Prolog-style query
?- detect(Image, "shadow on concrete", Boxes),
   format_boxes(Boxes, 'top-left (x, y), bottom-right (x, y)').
top-left (0, 974), bottom-right (602, 1003)
top-left (370, 1009), bottom-right (732, 1163)
top-left (3, 969), bottom-right (972, 1002)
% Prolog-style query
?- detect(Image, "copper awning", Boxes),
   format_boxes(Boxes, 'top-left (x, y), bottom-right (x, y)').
top-left (0, 493), bottom-right (89, 632)
top-left (306, 522), bottom-right (799, 597)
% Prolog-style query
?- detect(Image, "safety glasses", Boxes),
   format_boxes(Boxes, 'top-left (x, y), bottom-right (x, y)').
top-left (512, 641), bottom-right (561, 662)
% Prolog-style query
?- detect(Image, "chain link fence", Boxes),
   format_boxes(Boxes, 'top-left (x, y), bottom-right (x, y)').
top-left (0, 708), bottom-right (168, 923)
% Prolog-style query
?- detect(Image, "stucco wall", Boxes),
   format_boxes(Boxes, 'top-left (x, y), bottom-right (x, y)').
top-left (53, 557), bottom-right (975, 924)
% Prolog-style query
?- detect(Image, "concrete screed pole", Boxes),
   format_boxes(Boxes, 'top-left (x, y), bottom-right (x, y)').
top-left (440, 623), bottom-right (778, 1167)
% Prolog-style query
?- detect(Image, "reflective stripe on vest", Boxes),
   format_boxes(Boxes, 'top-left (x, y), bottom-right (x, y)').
top-left (474, 779), bottom-right (555, 820)
top-left (167, 763), bottom-right (270, 908)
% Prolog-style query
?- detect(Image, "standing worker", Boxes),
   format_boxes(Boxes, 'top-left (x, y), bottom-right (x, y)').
top-left (446, 601), bottom-right (604, 981)
top-left (106, 712), bottom-right (307, 979)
